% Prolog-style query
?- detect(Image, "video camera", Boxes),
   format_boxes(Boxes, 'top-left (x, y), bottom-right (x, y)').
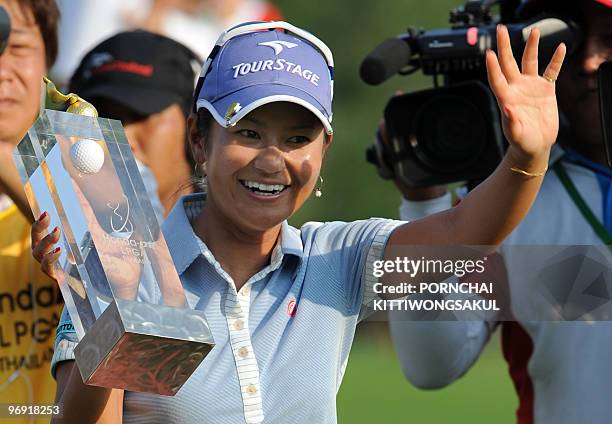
top-left (0, 6), bottom-right (9, 55)
top-left (362, 0), bottom-right (579, 187)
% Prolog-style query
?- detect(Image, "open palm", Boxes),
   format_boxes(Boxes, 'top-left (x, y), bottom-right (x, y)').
top-left (486, 25), bottom-right (566, 158)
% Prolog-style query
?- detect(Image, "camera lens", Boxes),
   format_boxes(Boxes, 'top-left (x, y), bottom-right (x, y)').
top-left (410, 95), bottom-right (487, 173)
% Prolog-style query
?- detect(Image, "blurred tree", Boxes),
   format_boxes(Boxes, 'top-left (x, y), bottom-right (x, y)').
top-left (276, 0), bottom-right (460, 225)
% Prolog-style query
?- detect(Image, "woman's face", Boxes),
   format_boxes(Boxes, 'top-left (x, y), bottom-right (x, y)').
top-left (196, 102), bottom-right (329, 233)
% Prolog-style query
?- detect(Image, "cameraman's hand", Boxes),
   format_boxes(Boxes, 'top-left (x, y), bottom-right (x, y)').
top-left (486, 25), bottom-right (566, 171)
top-left (377, 119), bottom-right (448, 201)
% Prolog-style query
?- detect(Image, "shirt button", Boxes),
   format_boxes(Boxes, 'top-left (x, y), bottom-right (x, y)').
top-left (238, 347), bottom-right (248, 358)
top-left (246, 384), bottom-right (258, 395)
top-left (233, 320), bottom-right (244, 331)
top-left (241, 286), bottom-right (250, 296)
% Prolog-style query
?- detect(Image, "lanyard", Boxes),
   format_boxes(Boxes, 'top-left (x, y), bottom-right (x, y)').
top-left (553, 162), bottom-right (612, 244)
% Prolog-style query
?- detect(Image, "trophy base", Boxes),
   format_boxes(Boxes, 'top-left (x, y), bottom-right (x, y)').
top-left (74, 299), bottom-right (214, 396)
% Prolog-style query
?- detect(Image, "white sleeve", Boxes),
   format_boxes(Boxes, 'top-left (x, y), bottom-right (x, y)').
top-left (399, 192), bottom-right (453, 221)
top-left (391, 192), bottom-right (492, 389)
top-left (389, 314), bottom-right (492, 389)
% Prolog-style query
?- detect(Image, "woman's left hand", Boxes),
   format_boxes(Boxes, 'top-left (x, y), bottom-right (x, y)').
top-left (486, 25), bottom-right (566, 164)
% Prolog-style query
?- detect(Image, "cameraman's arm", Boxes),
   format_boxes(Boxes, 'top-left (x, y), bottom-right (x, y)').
top-left (390, 317), bottom-right (492, 389)
top-left (399, 190), bottom-right (452, 220)
top-left (390, 185), bottom-right (492, 389)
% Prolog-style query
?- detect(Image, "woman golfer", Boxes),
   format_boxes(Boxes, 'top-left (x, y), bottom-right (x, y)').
top-left (33, 21), bottom-right (565, 424)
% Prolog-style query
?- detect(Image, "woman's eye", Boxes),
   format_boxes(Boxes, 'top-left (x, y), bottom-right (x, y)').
top-left (287, 136), bottom-right (310, 144)
top-left (238, 129), bottom-right (260, 139)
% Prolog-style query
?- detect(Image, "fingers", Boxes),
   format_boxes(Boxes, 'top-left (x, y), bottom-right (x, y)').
top-left (41, 246), bottom-right (61, 280)
top-left (32, 225), bottom-right (61, 263)
top-left (31, 211), bottom-right (62, 279)
top-left (522, 27), bottom-right (539, 76)
top-left (496, 25), bottom-right (521, 82)
top-left (31, 211), bottom-right (50, 247)
top-left (486, 49), bottom-right (509, 102)
top-left (543, 42), bottom-right (567, 82)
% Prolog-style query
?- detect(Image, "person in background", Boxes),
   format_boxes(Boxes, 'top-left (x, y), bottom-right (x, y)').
top-left (0, 0), bottom-right (62, 421)
top-left (129, 0), bottom-right (283, 59)
top-left (52, 0), bottom-right (282, 85)
top-left (389, 1), bottom-right (612, 423)
top-left (66, 30), bottom-right (201, 217)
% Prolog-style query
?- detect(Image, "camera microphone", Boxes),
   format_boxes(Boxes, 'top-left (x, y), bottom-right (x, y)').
top-left (359, 37), bottom-right (412, 86)
top-left (360, 17), bottom-right (577, 86)
top-left (0, 6), bottom-right (10, 55)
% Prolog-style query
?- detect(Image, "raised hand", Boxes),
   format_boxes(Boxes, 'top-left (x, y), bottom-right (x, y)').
top-left (486, 25), bottom-right (566, 167)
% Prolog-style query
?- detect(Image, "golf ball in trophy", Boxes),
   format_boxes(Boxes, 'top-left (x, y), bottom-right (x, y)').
top-left (70, 138), bottom-right (105, 174)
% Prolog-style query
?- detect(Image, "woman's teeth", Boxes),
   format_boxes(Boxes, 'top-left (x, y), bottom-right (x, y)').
top-left (241, 180), bottom-right (287, 195)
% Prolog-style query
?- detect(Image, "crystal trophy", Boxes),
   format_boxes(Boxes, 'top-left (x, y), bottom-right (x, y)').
top-left (12, 78), bottom-right (214, 395)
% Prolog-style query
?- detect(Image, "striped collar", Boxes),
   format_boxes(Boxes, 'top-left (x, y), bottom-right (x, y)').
top-left (163, 193), bottom-right (303, 276)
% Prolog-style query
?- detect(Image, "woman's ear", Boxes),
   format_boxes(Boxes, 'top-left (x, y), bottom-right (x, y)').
top-left (188, 112), bottom-right (206, 165)
top-left (322, 133), bottom-right (333, 158)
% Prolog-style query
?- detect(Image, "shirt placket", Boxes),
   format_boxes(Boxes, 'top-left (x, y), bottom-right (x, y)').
top-left (224, 283), bottom-right (264, 424)
top-left (201, 243), bottom-right (283, 424)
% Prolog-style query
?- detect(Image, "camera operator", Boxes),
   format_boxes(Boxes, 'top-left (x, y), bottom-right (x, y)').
top-left (389, 1), bottom-right (612, 423)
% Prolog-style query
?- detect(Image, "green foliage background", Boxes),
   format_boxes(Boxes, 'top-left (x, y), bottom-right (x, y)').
top-left (274, 1), bottom-right (517, 422)
top-left (276, 0), bottom-right (461, 226)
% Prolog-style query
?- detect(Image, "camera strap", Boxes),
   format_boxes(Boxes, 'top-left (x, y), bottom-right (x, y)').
top-left (553, 162), bottom-right (612, 245)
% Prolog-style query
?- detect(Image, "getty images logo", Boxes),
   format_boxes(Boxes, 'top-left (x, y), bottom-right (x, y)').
top-left (231, 39), bottom-right (321, 86)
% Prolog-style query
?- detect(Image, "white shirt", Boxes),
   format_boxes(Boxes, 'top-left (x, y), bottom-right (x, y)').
top-left (390, 151), bottom-right (612, 424)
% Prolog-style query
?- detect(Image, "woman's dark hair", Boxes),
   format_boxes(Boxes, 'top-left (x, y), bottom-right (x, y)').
top-left (193, 108), bottom-right (214, 160)
top-left (196, 108), bottom-right (213, 140)
top-left (186, 108), bottom-right (213, 193)
top-left (18, 0), bottom-right (60, 68)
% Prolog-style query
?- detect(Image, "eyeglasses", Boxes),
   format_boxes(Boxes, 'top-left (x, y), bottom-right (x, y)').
top-left (193, 21), bottom-right (335, 113)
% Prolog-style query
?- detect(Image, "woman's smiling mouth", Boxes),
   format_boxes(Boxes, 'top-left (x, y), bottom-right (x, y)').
top-left (239, 179), bottom-right (290, 197)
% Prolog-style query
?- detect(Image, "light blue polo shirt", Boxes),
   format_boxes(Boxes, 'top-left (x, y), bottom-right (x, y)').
top-left (52, 193), bottom-right (402, 423)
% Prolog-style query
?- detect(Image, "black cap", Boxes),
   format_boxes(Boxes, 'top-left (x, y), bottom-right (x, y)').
top-left (69, 30), bottom-right (200, 117)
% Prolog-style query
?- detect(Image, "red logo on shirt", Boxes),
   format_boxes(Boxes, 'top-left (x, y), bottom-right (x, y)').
top-left (287, 299), bottom-right (297, 317)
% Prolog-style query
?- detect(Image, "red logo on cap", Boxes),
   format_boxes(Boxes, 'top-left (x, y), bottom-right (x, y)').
top-left (95, 61), bottom-right (154, 77)
top-left (287, 299), bottom-right (297, 317)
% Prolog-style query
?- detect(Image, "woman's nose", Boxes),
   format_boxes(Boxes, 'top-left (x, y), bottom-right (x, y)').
top-left (254, 146), bottom-right (286, 174)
